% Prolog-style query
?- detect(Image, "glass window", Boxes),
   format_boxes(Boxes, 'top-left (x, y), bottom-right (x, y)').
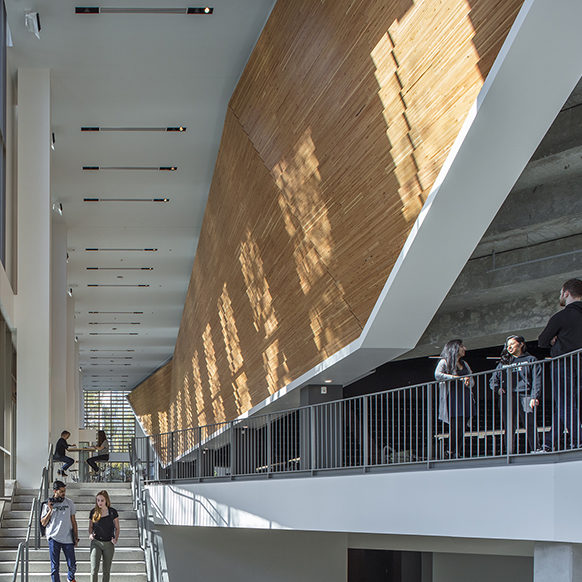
top-left (83, 391), bottom-right (136, 453)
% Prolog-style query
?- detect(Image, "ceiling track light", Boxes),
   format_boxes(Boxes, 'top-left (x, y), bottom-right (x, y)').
top-left (82, 166), bottom-right (177, 171)
top-left (88, 312), bottom-right (143, 315)
top-left (89, 332), bottom-right (139, 336)
top-left (88, 322), bottom-right (141, 325)
top-left (75, 7), bottom-right (213, 15)
top-left (86, 267), bottom-right (153, 271)
top-left (81, 126), bottom-right (186, 132)
top-left (83, 197), bottom-right (170, 203)
top-left (85, 248), bottom-right (158, 252)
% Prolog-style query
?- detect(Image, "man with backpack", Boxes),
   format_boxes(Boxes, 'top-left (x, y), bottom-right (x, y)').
top-left (40, 480), bottom-right (80, 582)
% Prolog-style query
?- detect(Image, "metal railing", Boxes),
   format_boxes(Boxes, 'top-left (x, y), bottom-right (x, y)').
top-left (130, 447), bottom-right (169, 582)
top-left (131, 349), bottom-right (582, 483)
top-left (12, 446), bottom-right (53, 582)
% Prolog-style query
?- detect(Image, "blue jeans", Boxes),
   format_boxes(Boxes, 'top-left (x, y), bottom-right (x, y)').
top-left (53, 455), bottom-right (75, 472)
top-left (48, 538), bottom-right (76, 582)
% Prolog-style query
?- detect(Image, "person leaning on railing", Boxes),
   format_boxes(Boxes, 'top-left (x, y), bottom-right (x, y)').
top-left (538, 278), bottom-right (582, 450)
top-left (435, 339), bottom-right (475, 459)
top-left (489, 335), bottom-right (541, 453)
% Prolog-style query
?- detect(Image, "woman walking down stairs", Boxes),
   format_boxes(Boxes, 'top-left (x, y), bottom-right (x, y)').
top-left (0, 482), bottom-right (146, 581)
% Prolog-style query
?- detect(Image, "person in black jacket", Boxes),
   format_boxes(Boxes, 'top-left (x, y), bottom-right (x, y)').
top-left (538, 278), bottom-right (582, 449)
top-left (53, 430), bottom-right (76, 477)
top-left (490, 336), bottom-right (541, 453)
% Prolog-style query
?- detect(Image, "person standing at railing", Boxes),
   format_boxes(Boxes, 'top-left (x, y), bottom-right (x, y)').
top-left (435, 339), bottom-right (475, 459)
top-left (538, 278), bottom-right (582, 450)
top-left (489, 336), bottom-right (541, 453)
top-left (53, 430), bottom-right (76, 477)
top-left (88, 490), bottom-right (120, 582)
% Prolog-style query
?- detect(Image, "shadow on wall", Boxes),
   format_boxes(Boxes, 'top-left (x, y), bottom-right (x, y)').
top-left (148, 485), bottom-right (285, 530)
top-left (132, 0), bottom-right (525, 436)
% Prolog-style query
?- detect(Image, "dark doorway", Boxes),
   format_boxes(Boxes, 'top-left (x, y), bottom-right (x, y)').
top-left (348, 549), bottom-right (426, 582)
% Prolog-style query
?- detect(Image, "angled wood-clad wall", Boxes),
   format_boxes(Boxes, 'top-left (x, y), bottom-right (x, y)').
top-left (129, 0), bottom-right (524, 435)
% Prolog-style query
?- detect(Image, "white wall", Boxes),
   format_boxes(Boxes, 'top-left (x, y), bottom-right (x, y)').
top-left (433, 553), bottom-right (532, 582)
top-left (158, 525), bottom-right (348, 582)
top-left (147, 458), bottom-right (582, 544)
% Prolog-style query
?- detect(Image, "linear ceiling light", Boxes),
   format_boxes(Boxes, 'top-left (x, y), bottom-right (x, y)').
top-left (82, 166), bottom-right (177, 171)
top-left (82, 126), bottom-right (186, 132)
top-left (86, 267), bottom-right (153, 271)
top-left (75, 7), bottom-right (213, 15)
top-left (87, 284), bottom-right (150, 287)
top-left (88, 312), bottom-right (143, 315)
top-left (88, 322), bottom-right (141, 325)
top-left (89, 332), bottom-right (139, 336)
top-left (83, 198), bottom-right (169, 203)
top-left (85, 248), bottom-right (158, 252)
top-left (89, 349), bottom-right (135, 352)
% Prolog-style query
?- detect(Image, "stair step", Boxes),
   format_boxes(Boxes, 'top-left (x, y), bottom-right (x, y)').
top-left (0, 525), bottom-right (139, 537)
top-left (2, 518), bottom-right (137, 529)
top-left (0, 574), bottom-right (146, 581)
top-left (0, 560), bottom-right (145, 573)
top-left (11, 503), bottom-right (135, 512)
top-left (0, 548), bottom-right (145, 561)
top-left (0, 537), bottom-right (140, 548)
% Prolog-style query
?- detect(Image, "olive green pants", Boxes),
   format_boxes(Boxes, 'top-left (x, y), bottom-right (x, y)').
top-left (90, 539), bottom-right (115, 582)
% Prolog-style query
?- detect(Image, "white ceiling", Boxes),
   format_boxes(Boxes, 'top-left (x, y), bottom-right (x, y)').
top-left (5, 0), bottom-right (275, 391)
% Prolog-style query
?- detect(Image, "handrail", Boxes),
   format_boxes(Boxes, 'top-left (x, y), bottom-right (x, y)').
top-left (12, 445), bottom-right (54, 582)
top-left (130, 443), bottom-right (169, 582)
top-left (131, 348), bottom-right (582, 482)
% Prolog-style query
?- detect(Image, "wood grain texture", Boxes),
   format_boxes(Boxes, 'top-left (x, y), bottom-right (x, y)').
top-left (129, 0), bottom-right (525, 434)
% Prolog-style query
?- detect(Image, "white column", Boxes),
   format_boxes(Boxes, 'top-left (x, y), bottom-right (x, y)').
top-left (66, 293), bottom-right (80, 445)
top-left (15, 68), bottom-right (51, 488)
top-left (51, 212), bottom-right (68, 440)
top-left (534, 543), bottom-right (582, 582)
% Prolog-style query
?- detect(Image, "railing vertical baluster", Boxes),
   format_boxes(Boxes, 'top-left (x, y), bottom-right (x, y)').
top-left (363, 396), bottom-right (369, 470)
top-left (310, 406), bottom-right (316, 472)
top-left (267, 413), bottom-right (272, 474)
top-left (427, 385), bottom-right (433, 465)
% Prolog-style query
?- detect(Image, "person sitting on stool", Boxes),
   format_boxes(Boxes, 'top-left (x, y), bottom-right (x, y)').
top-left (53, 430), bottom-right (76, 477)
top-left (87, 430), bottom-right (110, 475)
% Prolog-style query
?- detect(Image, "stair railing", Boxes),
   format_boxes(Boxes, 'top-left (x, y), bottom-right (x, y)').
top-left (130, 442), bottom-right (169, 582)
top-left (12, 445), bottom-right (54, 582)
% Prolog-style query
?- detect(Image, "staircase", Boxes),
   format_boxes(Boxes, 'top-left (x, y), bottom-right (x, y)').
top-left (0, 482), bottom-right (147, 581)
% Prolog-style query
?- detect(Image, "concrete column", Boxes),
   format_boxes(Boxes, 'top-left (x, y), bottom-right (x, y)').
top-left (534, 543), bottom-right (582, 582)
top-left (15, 68), bottom-right (51, 488)
top-left (51, 212), bottom-right (67, 440)
top-left (66, 294), bottom-right (80, 445)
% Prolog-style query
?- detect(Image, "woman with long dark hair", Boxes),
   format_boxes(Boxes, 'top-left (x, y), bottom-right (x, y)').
top-left (88, 490), bottom-right (119, 582)
top-left (489, 335), bottom-right (541, 453)
top-left (87, 430), bottom-right (110, 475)
top-left (435, 339), bottom-right (475, 458)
